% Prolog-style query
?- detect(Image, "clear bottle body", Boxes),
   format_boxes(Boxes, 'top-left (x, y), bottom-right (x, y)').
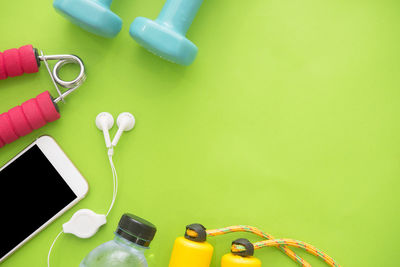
top-left (80, 234), bottom-right (148, 267)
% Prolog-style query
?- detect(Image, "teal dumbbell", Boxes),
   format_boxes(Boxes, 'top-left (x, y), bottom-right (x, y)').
top-left (53, 0), bottom-right (122, 38)
top-left (129, 0), bottom-right (203, 66)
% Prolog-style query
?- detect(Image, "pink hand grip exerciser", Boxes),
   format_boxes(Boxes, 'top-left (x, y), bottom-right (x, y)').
top-left (0, 44), bottom-right (86, 148)
top-left (0, 45), bottom-right (39, 79)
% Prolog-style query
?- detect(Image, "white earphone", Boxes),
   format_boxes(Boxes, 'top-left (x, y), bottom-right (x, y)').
top-left (112, 112), bottom-right (136, 147)
top-left (48, 112), bottom-right (137, 267)
top-left (96, 112), bottom-right (136, 150)
top-left (60, 112), bottom-right (135, 239)
top-left (96, 112), bottom-right (114, 148)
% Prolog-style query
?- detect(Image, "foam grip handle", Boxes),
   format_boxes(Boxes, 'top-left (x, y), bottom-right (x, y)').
top-left (0, 91), bottom-right (60, 148)
top-left (0, 44), bottom-right (39, 79)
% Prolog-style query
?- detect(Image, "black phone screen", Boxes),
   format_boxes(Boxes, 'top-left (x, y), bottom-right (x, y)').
top-left (0, 145), bottom-right (77, 260)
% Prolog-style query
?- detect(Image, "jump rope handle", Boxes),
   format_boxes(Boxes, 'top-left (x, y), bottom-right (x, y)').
top-left (0, 91), bottom-right (60, 148)
top-left (0, 44), bottom-right (39, 79)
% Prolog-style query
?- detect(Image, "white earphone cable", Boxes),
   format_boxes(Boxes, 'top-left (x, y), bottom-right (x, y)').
top-left (47, 148), bottom-right (119, 267)
top-left (106, 150), bottom-right (118, 217)
top-left (47, 230), bottom-right (63, 267)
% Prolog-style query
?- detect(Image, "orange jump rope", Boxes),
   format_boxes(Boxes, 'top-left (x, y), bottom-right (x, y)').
top-left (169, 224), bottom-right (340, 267)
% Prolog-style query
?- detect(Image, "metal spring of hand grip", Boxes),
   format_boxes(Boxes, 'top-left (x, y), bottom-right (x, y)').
top-left (38, 52), bottom-right (86, 103)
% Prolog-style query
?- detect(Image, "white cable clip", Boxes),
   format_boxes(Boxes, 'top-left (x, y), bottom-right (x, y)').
top-left (62, 209), bottom-right (107, 238)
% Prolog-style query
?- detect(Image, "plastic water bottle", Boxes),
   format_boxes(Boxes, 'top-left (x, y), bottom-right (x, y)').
top-left (80, 213), bottom-right (157, 267)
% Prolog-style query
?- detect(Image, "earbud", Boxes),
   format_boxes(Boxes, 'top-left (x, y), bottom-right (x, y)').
top-left (96, 112), bottom-right (114, 148)
top-left (111, 112), bottom-right (135, 147)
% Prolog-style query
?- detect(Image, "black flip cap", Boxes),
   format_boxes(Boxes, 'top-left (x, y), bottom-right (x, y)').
top-left (115, 213), bottom-right (157, 247)
top-left (185, 223), bottom-right (207, 242)
top-left (231, 238), bottom-right (255, 257)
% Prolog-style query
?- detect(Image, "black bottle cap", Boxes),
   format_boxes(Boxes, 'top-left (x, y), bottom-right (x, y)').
top-left (115, 213), bottom-right (157, 247)
top-left (184, 223), bottom-right (207, 242)
top-left (231, 238), bottom-right (254, 257)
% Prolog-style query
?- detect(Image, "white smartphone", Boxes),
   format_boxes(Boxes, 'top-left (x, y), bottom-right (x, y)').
top-left (0, 136), bottom-right (89, 263)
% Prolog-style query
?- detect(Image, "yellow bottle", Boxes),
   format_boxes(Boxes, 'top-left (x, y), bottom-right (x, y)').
top-left (221, 253), bottom-right (262, 267)
top-left (168, 224), bottom-right (214, 267)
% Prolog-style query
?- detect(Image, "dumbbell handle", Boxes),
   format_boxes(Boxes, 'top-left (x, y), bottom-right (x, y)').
top-left (0, 44), bottom-right (40, 80)
top-left (157, 0), bottom-right (203, 35)
top-left (0, 91), bottom-right (60, 148)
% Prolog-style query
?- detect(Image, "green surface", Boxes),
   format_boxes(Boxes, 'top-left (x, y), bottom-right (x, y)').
top-left (1, 0), bottom-right (399, 266)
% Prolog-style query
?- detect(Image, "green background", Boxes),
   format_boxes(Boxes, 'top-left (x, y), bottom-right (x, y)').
top-left (1, 0), bottom-right (399, 266)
